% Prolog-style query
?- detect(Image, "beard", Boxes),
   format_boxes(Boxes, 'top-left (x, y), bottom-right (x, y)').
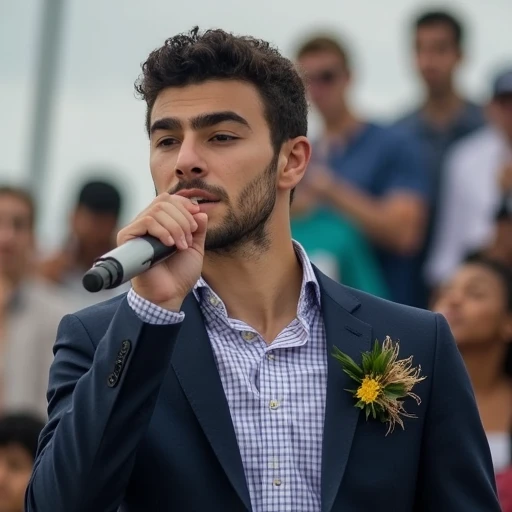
top-left (169, 153), bottom-right (278, 256)
top-left (206, 153), bottom-right (278, 255)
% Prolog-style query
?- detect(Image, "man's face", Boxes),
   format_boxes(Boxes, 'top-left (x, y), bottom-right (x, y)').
top-left (149, 80), bottom-right (300, 254)
top-left (415, 24), bottom-right (461, 93)
top-left (298, 51), bottom-right (348, 117)
top-left (72, 207), bottom-right (118, 249)
top-left (0, 444), bottom-right (33, 512)
top-left (0, 194), bottom-right (33, 280)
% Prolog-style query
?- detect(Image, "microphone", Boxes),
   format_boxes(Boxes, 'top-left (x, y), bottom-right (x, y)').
top-left (82, 235), bottom-right (177, 292)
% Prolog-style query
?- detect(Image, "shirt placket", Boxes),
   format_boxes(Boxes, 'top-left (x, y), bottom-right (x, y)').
top-left (259, 344), bottom-right (292, 512)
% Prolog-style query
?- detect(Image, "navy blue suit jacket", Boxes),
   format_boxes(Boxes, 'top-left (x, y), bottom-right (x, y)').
top-left (26, 269), bottom-right (500, 511)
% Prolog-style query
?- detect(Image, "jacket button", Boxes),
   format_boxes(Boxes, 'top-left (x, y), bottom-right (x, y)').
top-left (107, 373), bottom-right (118, 387)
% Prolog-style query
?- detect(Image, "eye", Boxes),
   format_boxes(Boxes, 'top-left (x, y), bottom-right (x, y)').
top-left (210, 134), bottom-right (238, 142)
top-left (156, 138), bottom-right (178, 148)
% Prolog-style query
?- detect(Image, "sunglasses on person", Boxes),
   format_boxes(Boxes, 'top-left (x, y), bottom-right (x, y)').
top-left (308, 68), bottom-right (344, 85)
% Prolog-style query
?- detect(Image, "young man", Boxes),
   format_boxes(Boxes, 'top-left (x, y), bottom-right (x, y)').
top-left (26, 27), bottom-right (499, 512)
top-left (425, 68), bottom-right (512, 289)
top-left (0, 413), bottom-right (44, 512)
top-left (294, 35), bottom-right (429, 307)
top-left (38, 179), bottom-right (129, 309)
top-left (394, 10), bottom-right (486, 305)
top-left (0, 186), bottom-right (69, 418)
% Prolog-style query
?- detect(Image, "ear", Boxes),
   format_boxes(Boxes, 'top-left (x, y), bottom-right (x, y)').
top-left (277, 136), bottom-right (312, 194)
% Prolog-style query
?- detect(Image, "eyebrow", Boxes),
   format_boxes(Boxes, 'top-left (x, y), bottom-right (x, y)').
top-left (150, 111), bottom-right (251, 135)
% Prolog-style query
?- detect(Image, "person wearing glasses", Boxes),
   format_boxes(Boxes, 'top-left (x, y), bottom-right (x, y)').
top-left (294, 34), bottom-right (430, 308)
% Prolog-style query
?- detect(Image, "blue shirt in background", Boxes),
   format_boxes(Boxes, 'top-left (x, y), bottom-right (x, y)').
top-left (318, 122), bottom-right (430, 307)
top-left (393, 101), bottom-right (486, 306)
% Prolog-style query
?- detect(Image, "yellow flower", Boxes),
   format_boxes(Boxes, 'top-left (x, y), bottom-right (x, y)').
top-left (356, 376), bottom-right (381, 404)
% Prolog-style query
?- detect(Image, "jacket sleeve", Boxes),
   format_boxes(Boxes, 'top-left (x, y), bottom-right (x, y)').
top-left (415, 313), bottom-right (501, 511)
top-left (25, 298), bottom-right (183, 512)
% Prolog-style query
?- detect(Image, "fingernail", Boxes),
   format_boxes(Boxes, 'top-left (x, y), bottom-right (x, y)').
top-left (192, 221), bottom-right (198, 231)
top-left (180, 236), bottom-right (188, 249)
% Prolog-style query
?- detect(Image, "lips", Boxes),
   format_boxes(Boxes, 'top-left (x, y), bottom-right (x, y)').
top-left (175, 189), bottom-right (220, 204)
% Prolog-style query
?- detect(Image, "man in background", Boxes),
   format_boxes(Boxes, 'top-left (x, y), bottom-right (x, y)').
top-left (0, 186), bottom-right (68, 418)
top-left (394, 10), bottom-right (486, 306)
top-left (295, 34), bottom-right (429, 306)
top-left (425, 68), bottom-right (512, 290)
top-left (38, 179), bottom-right (129, 308)
top-left (0, 413), bottom-right (44, 512)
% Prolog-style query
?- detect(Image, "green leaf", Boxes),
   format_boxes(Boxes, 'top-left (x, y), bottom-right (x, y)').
top-left (365, 407), bottom-right (371, 420)
top-left (372, 339), bottom-right (382, 358)
top-left (378, 411), bottom-right (388, 423)
top-left (361, 352), bottom-right (373, 374)
top-left (383, 383), bottom-right (406, 396)
top-left (332, 348), bottom-right (364, 379)
top-left (343, 368), bottom-right (363, 383)
top-left (344, 388), bottom-right (358, 395)
top-left (373, 351), bottom-right (392, 375)
top-left (370, 402), bottom-right (377, 419)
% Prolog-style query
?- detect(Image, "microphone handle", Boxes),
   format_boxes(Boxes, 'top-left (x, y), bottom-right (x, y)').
top-left (82, 235), bottom-right (177, 292)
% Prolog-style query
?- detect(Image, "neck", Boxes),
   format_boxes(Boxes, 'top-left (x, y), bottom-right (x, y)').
top-left (423, 86), bottom-right (464, 127)
top-left (201, 225), bottom-right (303, 343)
top-left (323, 102), bottom-right (361, 140)
top-left (460, 342), bottom-right (509, 394)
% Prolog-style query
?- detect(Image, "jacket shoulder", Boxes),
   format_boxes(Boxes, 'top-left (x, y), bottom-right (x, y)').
top-left (67, 293), bottom-right (127, 344)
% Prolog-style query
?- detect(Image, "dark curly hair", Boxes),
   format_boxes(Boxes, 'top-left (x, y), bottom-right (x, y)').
top-left (134, 27), bottom-right (308, 153)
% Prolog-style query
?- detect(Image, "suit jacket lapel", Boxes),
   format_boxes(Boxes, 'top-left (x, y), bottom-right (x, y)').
top-left (315, 271), bottom-right (373, 512)
top-left (171, 294), bottom-right (252, 511)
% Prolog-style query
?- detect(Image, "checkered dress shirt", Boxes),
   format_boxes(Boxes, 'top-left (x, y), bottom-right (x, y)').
top-left (127, 242), bottom-right (327, 512)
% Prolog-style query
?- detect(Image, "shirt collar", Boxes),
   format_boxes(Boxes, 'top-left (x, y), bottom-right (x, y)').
top-left (414, 101), bottom-right (481, 135)
top-left (193, 240), bottom-right (321, 321)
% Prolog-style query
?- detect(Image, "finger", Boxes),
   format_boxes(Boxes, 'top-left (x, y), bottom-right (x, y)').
top-left (165, 193), bottom-right (201, 215)
top-left (190, 213), bottom-right (208, 253)
top-left (154, 195), bottom-right (200, 232)
top-left (152, 205), bottom-right (194, 247)
top-left (153, 200), bottom-right (197, 229)
top-left (117, 216), bottom-right (181, 248)
top-left (165, 200), bottom-right (200, 233)
top-left (139, 193), bottom-right (200, 219)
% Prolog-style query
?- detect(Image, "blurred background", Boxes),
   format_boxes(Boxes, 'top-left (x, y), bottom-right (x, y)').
top-left (2, 0), bottom-right (511, 250)
top-left (2, 1), bottom-right (512, 511)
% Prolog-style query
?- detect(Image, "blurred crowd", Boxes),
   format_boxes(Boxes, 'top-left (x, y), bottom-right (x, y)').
top-left (0, 8), bottom-right (511, 512)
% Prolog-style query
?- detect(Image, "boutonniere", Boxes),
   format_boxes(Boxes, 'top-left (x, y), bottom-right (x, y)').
top-left (332, 336), bottom-right (426, 435)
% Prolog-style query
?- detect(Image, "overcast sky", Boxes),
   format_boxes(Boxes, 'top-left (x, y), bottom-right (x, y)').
top-left (1, 0), bottom-right (511, 250)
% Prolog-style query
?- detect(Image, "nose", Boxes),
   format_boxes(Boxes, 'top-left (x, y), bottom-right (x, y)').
top-left (174, 140), bottom-right (208, 181)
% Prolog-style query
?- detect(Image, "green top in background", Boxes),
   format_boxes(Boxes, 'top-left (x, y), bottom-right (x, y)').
top-left (291, 208), bottom-right (389, 299)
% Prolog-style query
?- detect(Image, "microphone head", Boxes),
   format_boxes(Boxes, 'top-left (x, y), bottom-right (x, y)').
top-left (82, 267), bottom-right (109, 292)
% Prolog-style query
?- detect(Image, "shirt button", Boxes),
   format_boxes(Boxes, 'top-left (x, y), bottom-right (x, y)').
top-left (241, 331), bottom-right (256, 342)
top-left (273, 478), bottom-right (282, 487)
top-left (209, 295), bottom-right (220, 307)
top-left (266, 353), bottom-right (275, 360)
top-left (269, 400), bottom-right (279, 410)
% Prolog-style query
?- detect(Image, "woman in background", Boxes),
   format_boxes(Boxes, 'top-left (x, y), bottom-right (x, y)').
top-left (432, 255), bottom-right (512, 475)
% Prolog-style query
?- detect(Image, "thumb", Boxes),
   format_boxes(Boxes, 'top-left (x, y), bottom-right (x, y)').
top-left (191, 213), bottom-right (208, 250)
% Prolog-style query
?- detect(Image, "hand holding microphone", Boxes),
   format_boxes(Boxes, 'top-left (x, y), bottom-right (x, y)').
top-left (83, 194), bottom-right (207, 312)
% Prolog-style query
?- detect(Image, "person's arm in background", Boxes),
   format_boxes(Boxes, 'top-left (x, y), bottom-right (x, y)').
top-left (25, 296), bottom-right (184, 512)
top-left (423, 147), bottom-right (469, 290)
top-left (306, 130), bottom-right (429, 256)
top-left (414, 313), bottom-right (501, 510)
